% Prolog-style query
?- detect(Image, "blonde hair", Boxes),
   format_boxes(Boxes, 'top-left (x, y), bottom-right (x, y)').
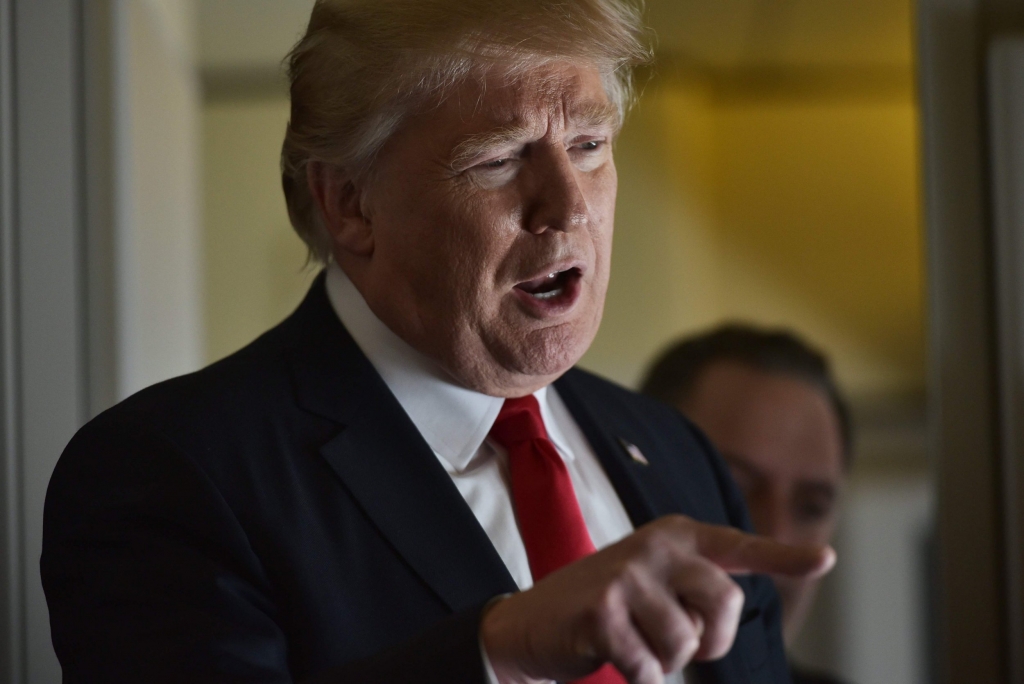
top-left (281, 0), bottom-right (653, 263)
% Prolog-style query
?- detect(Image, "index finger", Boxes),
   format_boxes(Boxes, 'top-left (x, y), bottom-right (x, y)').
top-left (693, 522), bottom-right (836, 578)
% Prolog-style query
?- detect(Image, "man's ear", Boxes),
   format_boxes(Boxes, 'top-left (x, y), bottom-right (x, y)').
top-left (306, 162), bottom-right (374, 258)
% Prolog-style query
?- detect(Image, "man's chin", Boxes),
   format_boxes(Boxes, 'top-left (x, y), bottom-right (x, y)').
top-left (505, 324), bottom-right (594, 374)
top-left (431, 310), bottom-right (602, 396)
top-left (483, 354), bottom-right (578, 397)
top-left (442, 333), bottom-right (590, 397)
top-left (771, 575), bottom-right (819, 646)
top-left (442, 363), bottom-right (567, 398)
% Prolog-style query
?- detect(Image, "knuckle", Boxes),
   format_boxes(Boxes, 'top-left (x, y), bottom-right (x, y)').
top-left (617, 558), bottom-right (648, 586)
top-left (638, 515), bottom-right (699, 558)
top-left (721, 582), bottom-right (745, 614)
top-left (641, 528), bottom-right (678, 563)
top-left (680, 630), bottom-right (701, 663)
top-left (660, 514), bottom-right (690, 538)
top-left (664, 513), bottom-right (688, 527)
top-left (704, 624), bottom-right (738, 661)
top-left (589, 584), bottom-right (623, 628)
top-left (705, 573), bottom-right (742, 609)
top-left (662, 624), bottom-right (693, 666)
top-left (667, 514), bottom-right (699, 549)
top-left (618, 653), bottom-right (660, 684)
top-left (657, 613), bottom-right (700, 670)
top-left (636, 527), bottom-right (664, 553)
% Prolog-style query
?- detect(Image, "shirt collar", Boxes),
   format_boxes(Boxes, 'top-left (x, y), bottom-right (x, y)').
top-left (324, 264), bottom-right (574, 471)
top-left (323, 264), bottom-right (501, 472)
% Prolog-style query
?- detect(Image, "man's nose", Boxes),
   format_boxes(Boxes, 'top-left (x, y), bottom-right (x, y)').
top-left (752, 493), bottom-right (795, 544)
top-left (525, 147), bottom-right (589, 234)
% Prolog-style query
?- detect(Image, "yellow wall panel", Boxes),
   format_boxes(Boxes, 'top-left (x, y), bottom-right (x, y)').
top-left (583, 75), bottom-right (925, 398)
top-left (202, 99), bottom-right (315, 363)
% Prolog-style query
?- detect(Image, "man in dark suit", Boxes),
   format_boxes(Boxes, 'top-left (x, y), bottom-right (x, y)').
top-left (641, 325), bottom-right (854, 684)
top-left (41, 1), bottom-right (832, 683)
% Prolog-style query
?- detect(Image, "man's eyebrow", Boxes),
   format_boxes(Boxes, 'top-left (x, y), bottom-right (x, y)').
top-left (721, 452), bottom-right (765, 480)
top-left (449, 101), bottom-right (620, 170)
top-left (449, 121), bottom-right (538, 170)
top-left (795, 480), bottom-right (838, 500)
top-left (569, 100), bottom-right (621, 132)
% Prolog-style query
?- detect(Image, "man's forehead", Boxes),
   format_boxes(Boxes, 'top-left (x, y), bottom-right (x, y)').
top-left (450, 64), bottom-right (616, 129)
top-left (495, 67), bottom-right (608, 112)
top-left (488, 98), bottom-right (618, 131)
top-left (727, 451), bottom-right (842, 487)
top-left (432, 66), bottom-right (618, 168)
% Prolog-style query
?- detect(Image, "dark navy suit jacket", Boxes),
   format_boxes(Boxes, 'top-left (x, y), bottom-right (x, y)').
top-left (41, 274), bottom-right (791, 683)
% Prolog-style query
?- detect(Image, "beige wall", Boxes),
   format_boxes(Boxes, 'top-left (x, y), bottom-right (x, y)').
top-left (202, 98), bottom-right (314, 363)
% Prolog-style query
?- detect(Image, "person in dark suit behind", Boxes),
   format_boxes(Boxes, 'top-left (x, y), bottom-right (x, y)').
top-left (641, 325), bottom-right (854, 684)
top-left (41, 2), bottom-right (834, 683)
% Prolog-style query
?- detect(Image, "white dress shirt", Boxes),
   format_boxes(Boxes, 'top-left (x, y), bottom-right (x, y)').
top-left (325, 263), bottom-right (684, 684)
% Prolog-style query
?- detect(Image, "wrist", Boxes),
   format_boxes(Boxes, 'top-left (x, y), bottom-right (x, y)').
top-left (480, 594), bottom-right (545, 684)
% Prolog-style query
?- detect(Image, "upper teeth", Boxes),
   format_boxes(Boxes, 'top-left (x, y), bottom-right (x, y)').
top-left (548, 272), bottom-right (557, 278)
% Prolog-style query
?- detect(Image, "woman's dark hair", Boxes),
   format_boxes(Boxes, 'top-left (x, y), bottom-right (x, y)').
top-left (639, 323), bottom-right (853, 467)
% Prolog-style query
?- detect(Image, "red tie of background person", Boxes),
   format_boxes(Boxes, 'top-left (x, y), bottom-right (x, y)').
top-left (489, 395), bottom-right (627, 684)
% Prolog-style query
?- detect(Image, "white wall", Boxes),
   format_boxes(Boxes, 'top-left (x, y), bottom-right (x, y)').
top-left (113, 0), bottom-right (202, 398)
top-left (791, 469), bottom-right (934, 684)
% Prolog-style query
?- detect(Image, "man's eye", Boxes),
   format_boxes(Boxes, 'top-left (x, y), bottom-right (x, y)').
top-left (795, 499), bottom-right (832, 524)
top-left (576, 140), bottom-right (603, 151)
top-left (483, 158), bottom-right (509, 169)
top-left (727, 465), bottom-right (755, 492)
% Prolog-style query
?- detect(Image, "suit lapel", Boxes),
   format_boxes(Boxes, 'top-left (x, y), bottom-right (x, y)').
top-left (318, 401), bottom-right (519, 612)
top-left (554, 371), bottom-right (692, 528)
top-left (289, 276), bottom-right (518, 612)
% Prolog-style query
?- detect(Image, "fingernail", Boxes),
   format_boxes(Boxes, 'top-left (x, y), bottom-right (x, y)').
top-left (815, 546), bottom-right (837, 577)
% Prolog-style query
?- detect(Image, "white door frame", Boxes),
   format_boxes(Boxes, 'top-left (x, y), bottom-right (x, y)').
top-left (0, 0), bottom-right (90, 682)
top-left (918, 0), bottom-right (1023, 681)
top-left (988, 34), bottom-right (1024, 684)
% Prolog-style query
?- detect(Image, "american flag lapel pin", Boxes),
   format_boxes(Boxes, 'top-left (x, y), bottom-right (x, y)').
top-left (618, 438), bottom-right (649, 466)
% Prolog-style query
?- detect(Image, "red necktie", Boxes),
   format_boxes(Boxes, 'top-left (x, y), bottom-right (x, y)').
top-left (489, 395), bottom-right (626, 684)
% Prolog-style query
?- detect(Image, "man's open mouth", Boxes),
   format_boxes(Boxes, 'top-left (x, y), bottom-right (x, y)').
top-left (516, 268), bottom-right (581, 300)
top-left (512, 267), bottom-right (583, 315)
